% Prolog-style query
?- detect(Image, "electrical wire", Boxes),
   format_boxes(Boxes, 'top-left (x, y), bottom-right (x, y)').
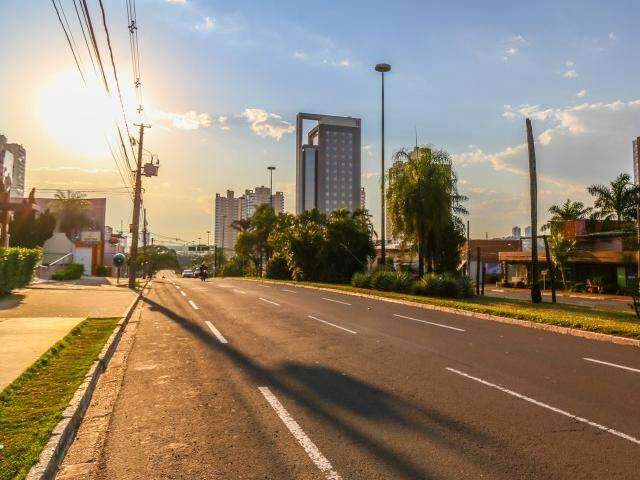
top-left (51, 0), bottom-right (86, 84)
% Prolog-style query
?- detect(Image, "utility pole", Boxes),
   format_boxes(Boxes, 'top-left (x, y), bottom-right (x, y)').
top-left (526, 118), bottom-right (542, 303)
top-left (128, 123), bottom-right (151, 289)
top-left (142, 208), bottom-right (148, 278)
top-left (466, 220), bottom-right (471, 277)
top-left (636, 137), bottom-right (640, 284)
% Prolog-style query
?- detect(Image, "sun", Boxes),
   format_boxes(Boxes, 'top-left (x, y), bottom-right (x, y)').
top-left (37, 69), bottom-right (139, 160)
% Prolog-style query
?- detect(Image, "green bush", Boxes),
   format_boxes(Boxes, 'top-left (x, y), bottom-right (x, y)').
top-left (94, 265), bottom-right (110, 276)
top-left (393, 272), bottom-right (416, 293)
top-left (220, 257), bottom-right (244, 277)
top-left (416, 273), bottom-right (462, 298)
top-left (0, 247), bottom-right (41, 294)
top-left (351, 271), bottom-right (371, 288)
top-left (265, 256), bottom-right (291, 280)
top-left (19, 248), bottom-right (42, 286)
top-left (52, 263), bottom-right (84, 281)
top-left (369, 270), bottom-right (399, 291)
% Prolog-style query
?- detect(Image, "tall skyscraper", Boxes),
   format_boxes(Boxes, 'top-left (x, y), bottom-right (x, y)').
top-left (0, 135), bottom-right (26, 198)
top-left (525, 226), bottom-right (532, 237)
top-left (360, 187), bottom-right (366, 210)
top-left (239, 186), bottom-right (285, 219)
top-left (214, 190), bottom-right (240, 250)
top-left (511, 226), bottom-right (522, 239)
top-left (295, 113), bottom-right (361, 214)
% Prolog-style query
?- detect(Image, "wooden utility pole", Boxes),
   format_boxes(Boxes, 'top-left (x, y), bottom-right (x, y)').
top-left (526, 118), bottom-right (542, 303)
top-left (636, 137), bottom-right (640, 284)
top-left (128, 123), bottom-right (151, 289)
top-left (142, 207), bottom-right (148, 278)
top-left (475, 247), bottom-right (481, 296)
top-left (466, 220), bottom-right (471, 277)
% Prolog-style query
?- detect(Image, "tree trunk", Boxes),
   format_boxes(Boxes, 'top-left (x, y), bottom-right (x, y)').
top-left (417, 232), bottom-right (425, 278)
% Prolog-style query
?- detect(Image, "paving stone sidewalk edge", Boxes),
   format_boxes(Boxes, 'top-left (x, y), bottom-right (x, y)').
top-left (25, 281), bottom-right (151, 480)
top-left (240, 278), bottom-right (640, 348)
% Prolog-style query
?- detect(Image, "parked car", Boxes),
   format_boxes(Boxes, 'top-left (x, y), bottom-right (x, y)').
top-left (181, 269), bottom-right (195, 278)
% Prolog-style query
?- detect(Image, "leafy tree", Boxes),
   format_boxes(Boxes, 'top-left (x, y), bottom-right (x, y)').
top-left (9, 190), bottom-right (56, 248)
top-left (543, 199), bottom-right (592, 232)
top-left (230, 218), bottom-right (251, 233)
top-left (386, 147), bottom-right (467, 277)
top-left (50, 190), bottom-right (92, 236)
top-left (587, 173), bottom-right (639, 223)
top-left (136, 245), bottom-right (180, 272)
top-left (549, 233), bottom-right (575, 289)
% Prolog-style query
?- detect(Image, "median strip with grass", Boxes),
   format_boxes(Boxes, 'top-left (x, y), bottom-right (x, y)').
top-left (0, 317), bottom-right (120, 480)
top-left (241, 278), bottom-right (640, 340)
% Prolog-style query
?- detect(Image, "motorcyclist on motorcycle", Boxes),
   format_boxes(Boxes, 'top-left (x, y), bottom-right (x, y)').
top-left (199, 263), bottom-right (208, 281)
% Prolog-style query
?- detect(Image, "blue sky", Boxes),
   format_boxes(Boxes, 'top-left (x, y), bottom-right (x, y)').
top-left (1, 0), bottom-right (639, 241)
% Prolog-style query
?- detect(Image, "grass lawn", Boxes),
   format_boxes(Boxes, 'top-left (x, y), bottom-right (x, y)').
top-left (0, 317), bottom-right (120, 480)
top-left (241, 278), bottom-right (640, 340)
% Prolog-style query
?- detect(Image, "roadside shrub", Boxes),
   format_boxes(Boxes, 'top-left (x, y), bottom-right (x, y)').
top-left (220, 257), bottom-right (244, 277)
top-left (416, 274), bottom-right (459, 298)
top-left (351, 272), bottom-right (371, 288)
top-left (265, 256), bottom-right (291, 280)
top-left (52, 263), bottom-right (84, 281)
top-left (369, 270), bottom-right (398, 291)
top-left (0, 247), bottom-right (42, 294)
top-left (95, 265), bottom-right (110, 276)
top-left (458, 275), bottom-right (475, 298)
top-left (393, 272), bottom-right (415, 293)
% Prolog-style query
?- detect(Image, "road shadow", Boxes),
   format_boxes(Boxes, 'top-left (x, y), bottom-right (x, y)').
top-left (142, 295), bottom-right (524, 479)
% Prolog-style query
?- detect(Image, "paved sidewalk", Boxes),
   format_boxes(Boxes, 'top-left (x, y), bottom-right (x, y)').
top-left (485, 286), bottom-right (631, 311)
top-left (0, 281), bottom-right (136, 390)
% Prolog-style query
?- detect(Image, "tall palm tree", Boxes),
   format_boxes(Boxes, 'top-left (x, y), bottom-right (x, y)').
top-left (386, 147), bottom-right (467, 277)
top-left (50, 190), bottom-right (92, 236)
top-left (587, 173), bottom-right (639, 222)
top-left (230, 218), bottom-right (251, 233)
top-left (543, 199), bottom-right (592, 232)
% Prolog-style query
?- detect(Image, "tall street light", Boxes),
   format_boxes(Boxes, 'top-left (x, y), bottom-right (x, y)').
top-left (375, 63), bottom-right (391, 266)
top-left (268, 166), bottom-right (276, 209)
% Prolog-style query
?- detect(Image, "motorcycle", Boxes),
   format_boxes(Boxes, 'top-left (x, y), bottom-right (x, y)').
top-left (199, 269), bottom-right (208, 281)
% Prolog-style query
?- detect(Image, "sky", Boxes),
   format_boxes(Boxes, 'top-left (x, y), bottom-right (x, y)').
top-left (1, 0), bottom-right (639, 243)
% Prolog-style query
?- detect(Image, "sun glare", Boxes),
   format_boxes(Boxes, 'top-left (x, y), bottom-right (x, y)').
top-left (37, 69), bottom-right (139, 160)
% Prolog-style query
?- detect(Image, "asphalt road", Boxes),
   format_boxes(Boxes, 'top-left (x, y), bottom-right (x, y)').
top-left (85, 272), bottom-right (640, 479)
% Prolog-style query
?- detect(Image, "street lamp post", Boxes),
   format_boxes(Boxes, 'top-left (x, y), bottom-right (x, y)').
top-left (206, 230), bottom-right (211, 247)
top-left (375, 63), bottom-right (391, 266)
top-left (268, 166), bottom-right (276, 209)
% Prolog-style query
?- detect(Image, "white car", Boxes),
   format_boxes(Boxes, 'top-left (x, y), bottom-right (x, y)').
top-left (181, 269), bottom-right (195, 278)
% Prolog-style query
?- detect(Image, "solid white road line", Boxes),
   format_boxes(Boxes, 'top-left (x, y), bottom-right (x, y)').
top-left (446, 367), bottom-right (640, 446)
top-left (218, 284), bottom-right (232, 289)
top-left (205, 320), bottom-right (228, 343)
top-left (234, 289), bottom-right (247, 294)
top-left (308, 315), bottom-right (357, 334)
top-left (584, 357), bottom-right (640, 374)
top-left (258, 387), bottom-right (342, 480)
top-left (188, 300), bottom-right (199, 310)
top-left (393, 313), bottom-right (465, 332)
top-left (259, 297), bottom-right (280, 307)
top-left (175, 285), bottom-right (181, 290)
top-left (321, 297), bottom-right (352, 306)
top-left (282, 288), bottom-right (297, 293)
top-left (180, 291), bottom-right (187, 297)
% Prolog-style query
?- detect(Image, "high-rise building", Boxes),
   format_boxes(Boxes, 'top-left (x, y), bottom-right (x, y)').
top-left (295, 113), bottom-right (361, 214)
top-left (360, 187), bottom-right (366, 210)
top-left (214, 190), bottom-right (241, 250)
top-left (633, 137), bottom-right (640, 184)
top-left (511, 226), bottom-right (522, 240)
top-left (524, 226), bottom-right (532, 237)
top-left (239, 186), bottom-right (285, 219)
top-left (0, 135), bottom-right (26, 198)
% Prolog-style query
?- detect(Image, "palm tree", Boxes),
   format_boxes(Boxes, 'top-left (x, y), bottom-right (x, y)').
top-left (587, 173), bottom-right (639, 222)
top-left (50, 190), bottom-right (92, 237)
top-left (230, 218), bottom-right (251, 233)
top-left (386, 147), bottom-right (467, 277)
top-left (549, 232), bottom-right (575, 289)
top-left (543, 199), bottom-right (592, 232)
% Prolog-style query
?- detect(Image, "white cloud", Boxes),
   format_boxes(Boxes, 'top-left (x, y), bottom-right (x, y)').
top-left (195, 16), bottom-right (215, 31)
top-left (502, 34), bottom-right (528, 61)
top-left (154, 110), bottom-right (213, 130)
top-left (566, 60), bottom-right (575, 67)
top-left (576, 89), bottom-right (587, 98)
top-left (562, 69), bottom-right (578, 78)
top-left (503, 104), bottom-right (553, 121)
top-left (509, 34), bottom-right (528, 45)
top-left (292, 50), bottom-right (352, 68)
top-left (241, 108), bottom-right (294, 140)
top-left (166, 0), bottom-right (187, 4)
top-left (293, 51), bottom-right (307, 60)
top-left (609, 32), bottom-right (616, 40)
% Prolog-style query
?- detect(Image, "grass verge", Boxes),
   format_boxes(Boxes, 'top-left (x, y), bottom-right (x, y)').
top-left (241, 278), bottom-right (640, 340)
top-left (0, 317), bottom-right (120, 480)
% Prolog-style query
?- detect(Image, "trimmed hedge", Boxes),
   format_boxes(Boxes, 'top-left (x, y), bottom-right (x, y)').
top-left (0, 247), bottom-right (41, 294)
top-left (350, 270), bottom-right (473, 299)
top-left (95, 265), bottom-right (110, 276)
top-left (51, 263), bottom-right (84, 281)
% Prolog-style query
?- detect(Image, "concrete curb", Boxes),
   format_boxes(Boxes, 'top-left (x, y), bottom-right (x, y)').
top-left (26, 280), bottom-right (151, 480)
top-left (239, 278), bottom-right (640, 348)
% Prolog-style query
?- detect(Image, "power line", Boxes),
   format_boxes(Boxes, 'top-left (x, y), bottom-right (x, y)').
top-left (51, 0), bottom-right (86, 84)
top-left (79, 0), bottom-right (110, 93)
top-left (72, 0), bottom-right (97, 75)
